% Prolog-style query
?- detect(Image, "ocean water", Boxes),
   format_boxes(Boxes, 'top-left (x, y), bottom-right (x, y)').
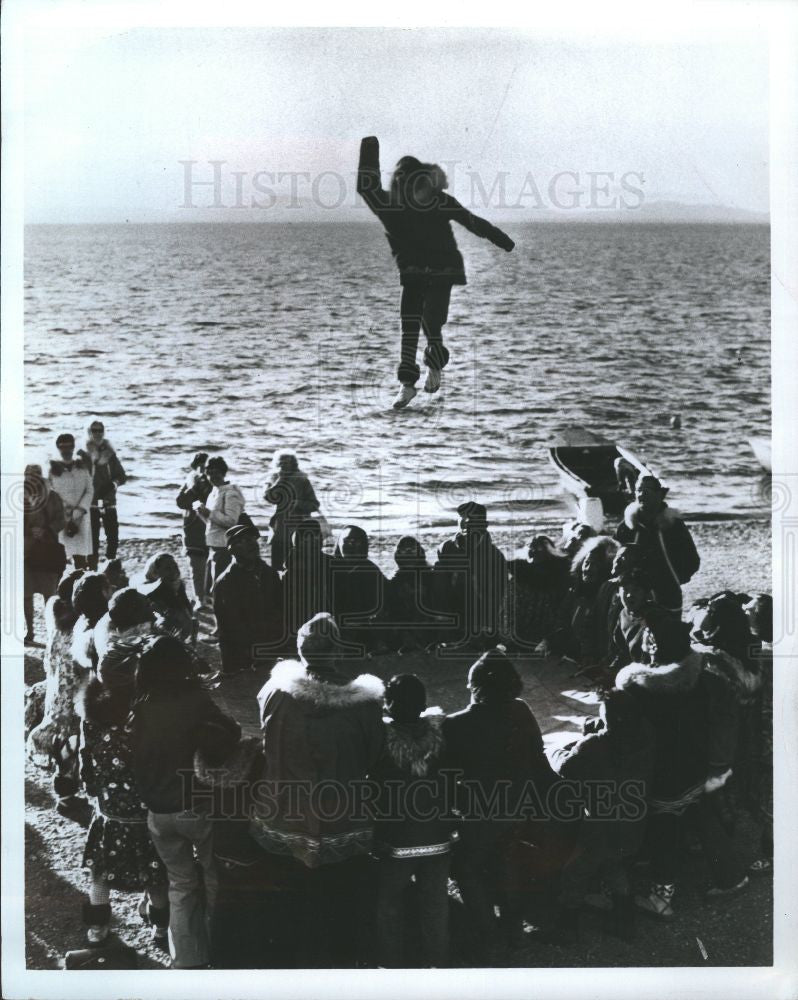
top-left (24, 222), bottom-right (771, 558)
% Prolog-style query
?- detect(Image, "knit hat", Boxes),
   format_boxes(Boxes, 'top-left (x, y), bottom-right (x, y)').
top-left (457, 501), bottom-right (488, 524)
top-left (468, 647), bottom-right (522, 703)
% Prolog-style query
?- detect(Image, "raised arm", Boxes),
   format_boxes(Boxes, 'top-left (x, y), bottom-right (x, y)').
top-left (443, 195), bottom-right (515, 252)
top-left (356, 136), bottom-right (390, 215)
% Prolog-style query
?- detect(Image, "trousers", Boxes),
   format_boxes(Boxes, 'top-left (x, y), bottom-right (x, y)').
top-left (398, 283), bottom-right (452, 385)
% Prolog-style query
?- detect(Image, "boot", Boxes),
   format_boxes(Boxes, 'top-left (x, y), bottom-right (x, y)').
top-left (608, 893), bottom-right (637, 941)
top-left (138, 895), bottom-right (170, 952)
top-left (55, 793), bottom-right (93, 828)
top-left (82, 901), bottom-right (111, 947)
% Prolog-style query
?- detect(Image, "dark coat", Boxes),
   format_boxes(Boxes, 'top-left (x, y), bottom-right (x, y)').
top-left (614, 502), bottom-right (700, 611)
top-left (132, 687), bottom-right (240, 814)
top-left (84, 440), bottom-right (127, 504)
top-left (442, 698), bottom-right (559, 845)
top-left (609, 602), bottom-right (676, 672)
top-left (282, 546), bottom-right (334, 635)
top-left (550, 718), bottom-right (655, 855)
top-left (176, 470), bottom-right (212, 552)
top-left (24, 487), bottom-right (66, 574)
top-left (357, 136), bottom-right (514, 287)
top-left (263, 470), bottom-right (320, 525)
top-left (251, 660), bottom-right (385, 867)
top-left (433, 531), bottom-right (508, 644)
top-left (213, 558), bottom-right (284, 671)
top-left (615, 650), bottom-right (736, 810)
top-left (382, 563), bottom-right (442, 650)
top-left (330, 554), bottom-right (387, 652)
top-left (371, 709), bottom-right (455, 856)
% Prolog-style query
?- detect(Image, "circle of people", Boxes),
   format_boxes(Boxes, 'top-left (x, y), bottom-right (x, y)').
top-left (24, 433), bottom-right (773, 969)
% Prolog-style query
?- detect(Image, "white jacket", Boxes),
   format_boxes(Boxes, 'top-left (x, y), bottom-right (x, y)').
top-left (203, 483), bottom-right (246, 548)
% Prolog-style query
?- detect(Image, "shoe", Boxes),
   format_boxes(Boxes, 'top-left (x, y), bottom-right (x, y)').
top-left (56, 795), bottom-right (93, 828)
top-left (423, 368), bottom-right (442, 393)
top-left (706, 875), bottom-right (749, 899)
top-left (635, 883), bottom-right (676, 920)
top-left (82, 901), bottom-right (111, 947)
top-left (392, 384), bottom-right (417, 410)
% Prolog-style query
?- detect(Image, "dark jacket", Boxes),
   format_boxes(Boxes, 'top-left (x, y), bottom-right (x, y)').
top-left (614, 502), bottom-right (700, 611)
top-left (84, 439), bottom-right (127, 504)
top-left (609, 602), bottom-right (676, 671)
top-left (283, 545), bottom-right (334, 635)
top-left (213, 558), bottom-right (284, 671)
top-left (143, 579), bottom-right (196, 643)
top-left (615, 650), bottom-right (736, 811)
top-left (442, 698), bottom-right (558, 844)
top-left (371, 709), bottom-right (455, 857)
top-left (176, 470), bottom-right (212, 551)
top-left (263, 470), bottom-right (320, 526)
top-left (251, 660), bottom-right (385, 867)
top-left (433, 530), bottom-right (508, 644)
top-left (550, 717), bottom-right (655, 854)
top-left (132, 687), bottom-right (241, 813)
top-left (330, 552), bottom-right (387, 651)
top-left (357, 136), bottom-right (514, 287)
top-left (24, 486), bottom-right (66, 573)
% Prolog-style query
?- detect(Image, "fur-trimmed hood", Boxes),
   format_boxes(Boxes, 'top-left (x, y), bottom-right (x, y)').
top-left (622, 501), bottom-right (681, 532)
top-left (693, 643), bottom-right (762, 701)
top-left (383, 709), bottom-right (445, 777)
top-left (615, 649), bottom-right (703, 695)
top-left (84, 438), bottom-right (116, 464)
top-left (258, 659), bottom-right (384, 716)
top-left (77, 676), bottom-right (132, 728)
top-left (49, 456), bottom-right (88, 476)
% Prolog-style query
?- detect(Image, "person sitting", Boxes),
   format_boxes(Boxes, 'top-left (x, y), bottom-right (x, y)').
top-left (282, 518), bottom-right (333, 638)
top-left (98, 557), bottom-right (129, 593)
top-left (614, 615), bottom-right (747, 919)
top-left (381, 536), bottom-right (441, 653)
top-left (330, 525), bottom-right (386, 656)
top-left (250, 613), bottom-right (384, 968)
top-left (213, 520), bottom-right (284, 675)
top-left (23, 463), bottom-right (66, 645)
top-left (548, 689), bottom-right (655, 944)
top-left (263, 449), bottom-right (321, 572)
top-left (176, 452), bottom-right (212, 608)
top-left (138, 551), bottom-right (196, 643)
top-left (505, 535), bottom-right (571, 652)
top-left (556, 535), bottom-right (619, 668)
top-left (614, 473), bottom-right (699, 614)
top-left (443, 648), bottom-right (558, 962)
top-left (559, 521), bottom-right (597, 559)
top-left (432, 502), bottom-right (508, 653)
top-left (607, 568), bottom-right (674, 677)
top-left (371, 674), bottom-right (453, 968)
top-left (194, 456), bottom-right (246, 596)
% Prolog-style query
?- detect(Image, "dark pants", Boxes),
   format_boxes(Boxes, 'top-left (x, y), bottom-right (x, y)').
top-left (90, 503), bottom-right (119, 565)
top-left (649, 792), bottom-right (743, 889)
top-left (376, 853), bottom-right (450, 968)
top-left (398, 283), bottom-right (452, 385)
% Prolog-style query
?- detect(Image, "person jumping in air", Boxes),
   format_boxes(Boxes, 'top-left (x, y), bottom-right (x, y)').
top-left (356, 136), bottom-right (515, 410)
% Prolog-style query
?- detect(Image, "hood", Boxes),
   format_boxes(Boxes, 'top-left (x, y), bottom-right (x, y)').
top-left (615, 649), bottom-right (703, 695)
top-left (49, 457), bottom-right (87, 476)
top-left (258, 659), bottom-right (384, 715)
top-left (623, 501), bottom-right (681, 531)
top-left (78, 676), bottom-right (131, 727)
top-left (383, 708), bottom-right (445, 777)
top-left (84, 438), bottom-right (115, 463)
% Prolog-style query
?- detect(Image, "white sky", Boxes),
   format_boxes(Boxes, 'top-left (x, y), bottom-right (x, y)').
top-left (20, 19), bottom-right (770, 221)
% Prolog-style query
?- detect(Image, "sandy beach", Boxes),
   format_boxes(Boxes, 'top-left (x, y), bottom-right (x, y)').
top-left (23, 516), bottom-right (772, 969)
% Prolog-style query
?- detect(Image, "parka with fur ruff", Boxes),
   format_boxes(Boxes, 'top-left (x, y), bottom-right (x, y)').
top-left (251, 660), bottom-right (385, 868)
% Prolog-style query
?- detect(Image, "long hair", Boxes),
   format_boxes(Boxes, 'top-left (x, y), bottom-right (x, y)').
top-left (270, 449), bottom-right (299, 474)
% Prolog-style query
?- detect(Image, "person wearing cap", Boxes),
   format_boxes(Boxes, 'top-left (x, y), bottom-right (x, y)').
top-left (84, 419), bottom-right (127, 570)
top-left (176, 452), bottom-right (212, 609)
top-left (48, 433), bottom-right (94, 568)
top-left (614, 474), bottom-right (700, 614)
top-left (193, 456), bottom-right (246, 596)
top-left (432, 502), bottom-right (508, 651)
top-left (23, 463), bottom-right (66, 644)
top-left (371, 673), bottom-right (454, 967)
top-left (250, 613), bottom-right (384, 966)
top-left (212, 518), bottom-right (283, 675)
top-left (442, 648), bottom-right (558, 961)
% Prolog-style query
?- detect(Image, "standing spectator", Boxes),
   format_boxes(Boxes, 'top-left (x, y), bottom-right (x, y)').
top-left (77, 677), bottom-right (170, 948)
top-left (372, 674), bottom-right (453, 968)
top-left (84, 419), bottom-right (127, 570)
top-left (213, 521), bottom-right (284, 675)
top-left (263, 449), bottom-right (320, 572)
top-left (433, 502), bottom-right (508, 651)
top-left (443, 649), bottom-right (558, 961)
top-left (23, 463), bottom-right (66, 644)
top-left (250, 613), bottom-right (384, 967)
top-left (176, 452), bottom-right (212, 608)
top-left (48, 433), bottom-right (94, 569)
top-left (194, 457), bottom-right (245, 596)
top-left (614, 474), bottom-right (699, 614)
top-left (132, 635), bottom-right (240, 969)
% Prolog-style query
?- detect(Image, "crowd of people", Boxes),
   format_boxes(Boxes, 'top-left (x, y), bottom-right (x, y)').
top-left (22, 435), bottom-right (773, 969)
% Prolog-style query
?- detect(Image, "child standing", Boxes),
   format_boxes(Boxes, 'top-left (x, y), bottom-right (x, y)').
top-left (357, 136), bottom-right (515, 409)
top-left (77, 676), bottom-right (169, 949)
